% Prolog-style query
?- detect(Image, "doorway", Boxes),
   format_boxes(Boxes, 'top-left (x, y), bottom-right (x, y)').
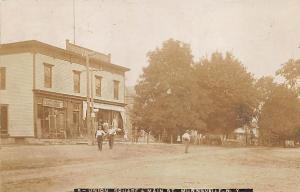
top-left (40, 107), bottom-right (66, 139)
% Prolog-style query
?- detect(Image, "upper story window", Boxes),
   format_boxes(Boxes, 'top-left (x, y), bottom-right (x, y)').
top-left (113, 80), bottom-right (120, 100)
top-left (0, 67), bottom-right (6, 90)
top-left (0, 105), bottom-right (8, 135)
top-left (95, 76), bottom-right (102, 97)
top-left (44, 63), bottom-right (53, 88)
top-left (73, 71), bottom-right (81, 93)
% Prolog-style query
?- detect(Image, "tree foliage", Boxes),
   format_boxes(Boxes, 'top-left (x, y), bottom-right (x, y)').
top-left (276, 59), bottom-right (300, 93)
top-left (132, 39), bottom-right (300, 144)
top-left (255, 76), bottom-right (276, 100)
top-left (258, 84), bottom-right (300, 144)
top-left (256, 59), bottom-right (300, 145)
top-left (194, 52), bottom-right (258, 135)
top-left (254, 76), bottom-right (277, 121)
top-left (132, 39), bottom-right (212, 139)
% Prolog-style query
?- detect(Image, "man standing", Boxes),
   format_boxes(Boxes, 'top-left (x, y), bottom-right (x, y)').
top-left (182, 130), bottom-right (191, 153)
top-left (108, 126), bottom-right (117, 149)
top-left (177, 135), bottom-right (181, 143)
top-left (95, 126), bottom-right (106, 151)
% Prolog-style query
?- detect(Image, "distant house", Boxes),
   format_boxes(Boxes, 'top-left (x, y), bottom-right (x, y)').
top-left (233, 127), bottom-right (259, 144)
top-left (0, 40), bottom-right (129, 143)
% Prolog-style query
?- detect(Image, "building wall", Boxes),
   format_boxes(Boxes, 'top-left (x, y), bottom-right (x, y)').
top-left (35, 53), bottom-right (125, 103)
top-left (0, 53), bottom-right (34, 137)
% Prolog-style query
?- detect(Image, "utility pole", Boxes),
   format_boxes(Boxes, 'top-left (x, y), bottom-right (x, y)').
top-left (90, 69), bottom-right (95, 144)
top-left (85, 51), bottom-right (98, 145)
top-left (85, 53), bottom-right (93, 145)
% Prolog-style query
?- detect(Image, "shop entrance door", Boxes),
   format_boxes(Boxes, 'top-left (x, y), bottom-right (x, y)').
top-left (48, 109), bottom-right (56, 138)
top-left (48, 109), bottom-right (66, 138)
top-left (72, 111), bottom-right (80, 138)
top-left (56, 111), bottom-right (66, 138)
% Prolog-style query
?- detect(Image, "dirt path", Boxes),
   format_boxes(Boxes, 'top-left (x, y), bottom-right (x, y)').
top-left (1, 144), bottom-right (300, 192)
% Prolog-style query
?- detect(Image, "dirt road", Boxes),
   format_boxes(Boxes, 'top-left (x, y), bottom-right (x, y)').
top-left (1, 144), bottom-right (300, 192)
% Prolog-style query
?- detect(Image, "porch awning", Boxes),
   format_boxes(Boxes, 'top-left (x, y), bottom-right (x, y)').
top-left (93, 102), bottom-right (125, 112)
top-left (83, 101), bottom-right (125, 119)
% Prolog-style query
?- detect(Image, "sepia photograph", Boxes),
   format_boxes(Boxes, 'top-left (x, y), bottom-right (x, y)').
top-left (0, 0), bottom-right (300, 192)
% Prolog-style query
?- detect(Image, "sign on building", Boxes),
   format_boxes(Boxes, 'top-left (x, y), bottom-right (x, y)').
top-left (43, 98), bottom-right (64, 108)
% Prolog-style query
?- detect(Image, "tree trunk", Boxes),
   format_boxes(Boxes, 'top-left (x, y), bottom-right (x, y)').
top-left (147, 132), bottom-right (149, 144)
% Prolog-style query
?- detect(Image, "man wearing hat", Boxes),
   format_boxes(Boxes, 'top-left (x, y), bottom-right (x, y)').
top-left (95, 125), bottom-right (106, 151)
top-left (182, 130), bottom-right (191, 153)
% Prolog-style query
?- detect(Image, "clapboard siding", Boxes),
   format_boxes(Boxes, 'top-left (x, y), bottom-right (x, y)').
top-left (0, 53), bottom-right (34, 137)
top-left (35, 53), bottom-right (125, 103)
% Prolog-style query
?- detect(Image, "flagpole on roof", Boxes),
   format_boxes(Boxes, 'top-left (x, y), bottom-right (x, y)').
top-left (0, 0), bottom-right (2, 45)
top-left (73, 0), bottom-right (76, 44)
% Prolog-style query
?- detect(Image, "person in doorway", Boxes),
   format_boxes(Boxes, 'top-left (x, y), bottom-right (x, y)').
top-left (182, 130), bottom-right (191, 153)
top-left (95, 126), bottom-right (106, 151)
top-left (102, 121), bottom-right (109, 133)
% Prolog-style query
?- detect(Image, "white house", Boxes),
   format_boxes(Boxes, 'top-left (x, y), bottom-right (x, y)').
top-left (0, 40), bottom-right (129, 143)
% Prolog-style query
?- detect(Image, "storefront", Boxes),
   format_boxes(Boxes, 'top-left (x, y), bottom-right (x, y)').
top-left (34, 92), bottom-right (126, 139)
top-left (35, 97), bottom-right (66, 138)
top-left (83, 101), bottom-right (125, 134)
top-left (34, 92), bottom-right (86, 139)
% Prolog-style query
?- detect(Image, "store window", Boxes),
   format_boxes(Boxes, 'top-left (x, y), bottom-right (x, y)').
top-left (0, 105), bottom-right (8, 135)
top-left (72, 103), bottom-right (80, 137)
top-left (73, 112), bottom-right (79, 124)
top-left (0, 67), bottom-right (6, 90)
top-left (95, 76), bottom-right (102, 97)
top-left (44, 64), bottom-right (53, 88)
top-left (37, 104), bottom-right (43, 119)
top-left (73, 71), bottom-right (81, 93)
top-left (113, 80), bottom-right (119, 100)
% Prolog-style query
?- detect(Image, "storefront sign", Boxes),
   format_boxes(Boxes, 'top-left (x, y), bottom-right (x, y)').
top-left (43, 98), bottom-right (64, 108)
top-left (92, 102), bottom-right (125, 112)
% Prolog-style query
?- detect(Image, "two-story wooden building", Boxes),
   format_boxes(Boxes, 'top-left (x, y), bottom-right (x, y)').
top-left (0, 40), bottom-right (129, 143)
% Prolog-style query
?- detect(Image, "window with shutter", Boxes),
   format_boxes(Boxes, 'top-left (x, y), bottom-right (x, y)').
top-left (0, 67), bottom-right (6, 90)
top-left (95, 76), bottom-right (102, 96)
top-left (73, 71), bottom-right (81, 93)
top-left (44, 64), bottom-right (53, 88)
top-left (113, 80), bottom-right (119, 100)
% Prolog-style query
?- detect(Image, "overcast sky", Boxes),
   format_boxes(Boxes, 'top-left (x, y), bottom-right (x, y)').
top-left (1, 0), bottom-right (300, 86)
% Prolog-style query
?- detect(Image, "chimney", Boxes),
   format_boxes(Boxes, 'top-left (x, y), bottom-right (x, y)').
top-left (108, 53), bottom-right (111, 62)
top-left (66, 39), bottom-right (70, 49)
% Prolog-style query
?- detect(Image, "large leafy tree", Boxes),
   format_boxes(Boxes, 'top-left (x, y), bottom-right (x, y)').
top-left (257, 59), bottom-right (300, 145)
top-left (195, 52), bottom-right (258, 136)
top-left (132, 39), bottom-right (212, 140)
top-left (258, 84), bottom-right (300, 145)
